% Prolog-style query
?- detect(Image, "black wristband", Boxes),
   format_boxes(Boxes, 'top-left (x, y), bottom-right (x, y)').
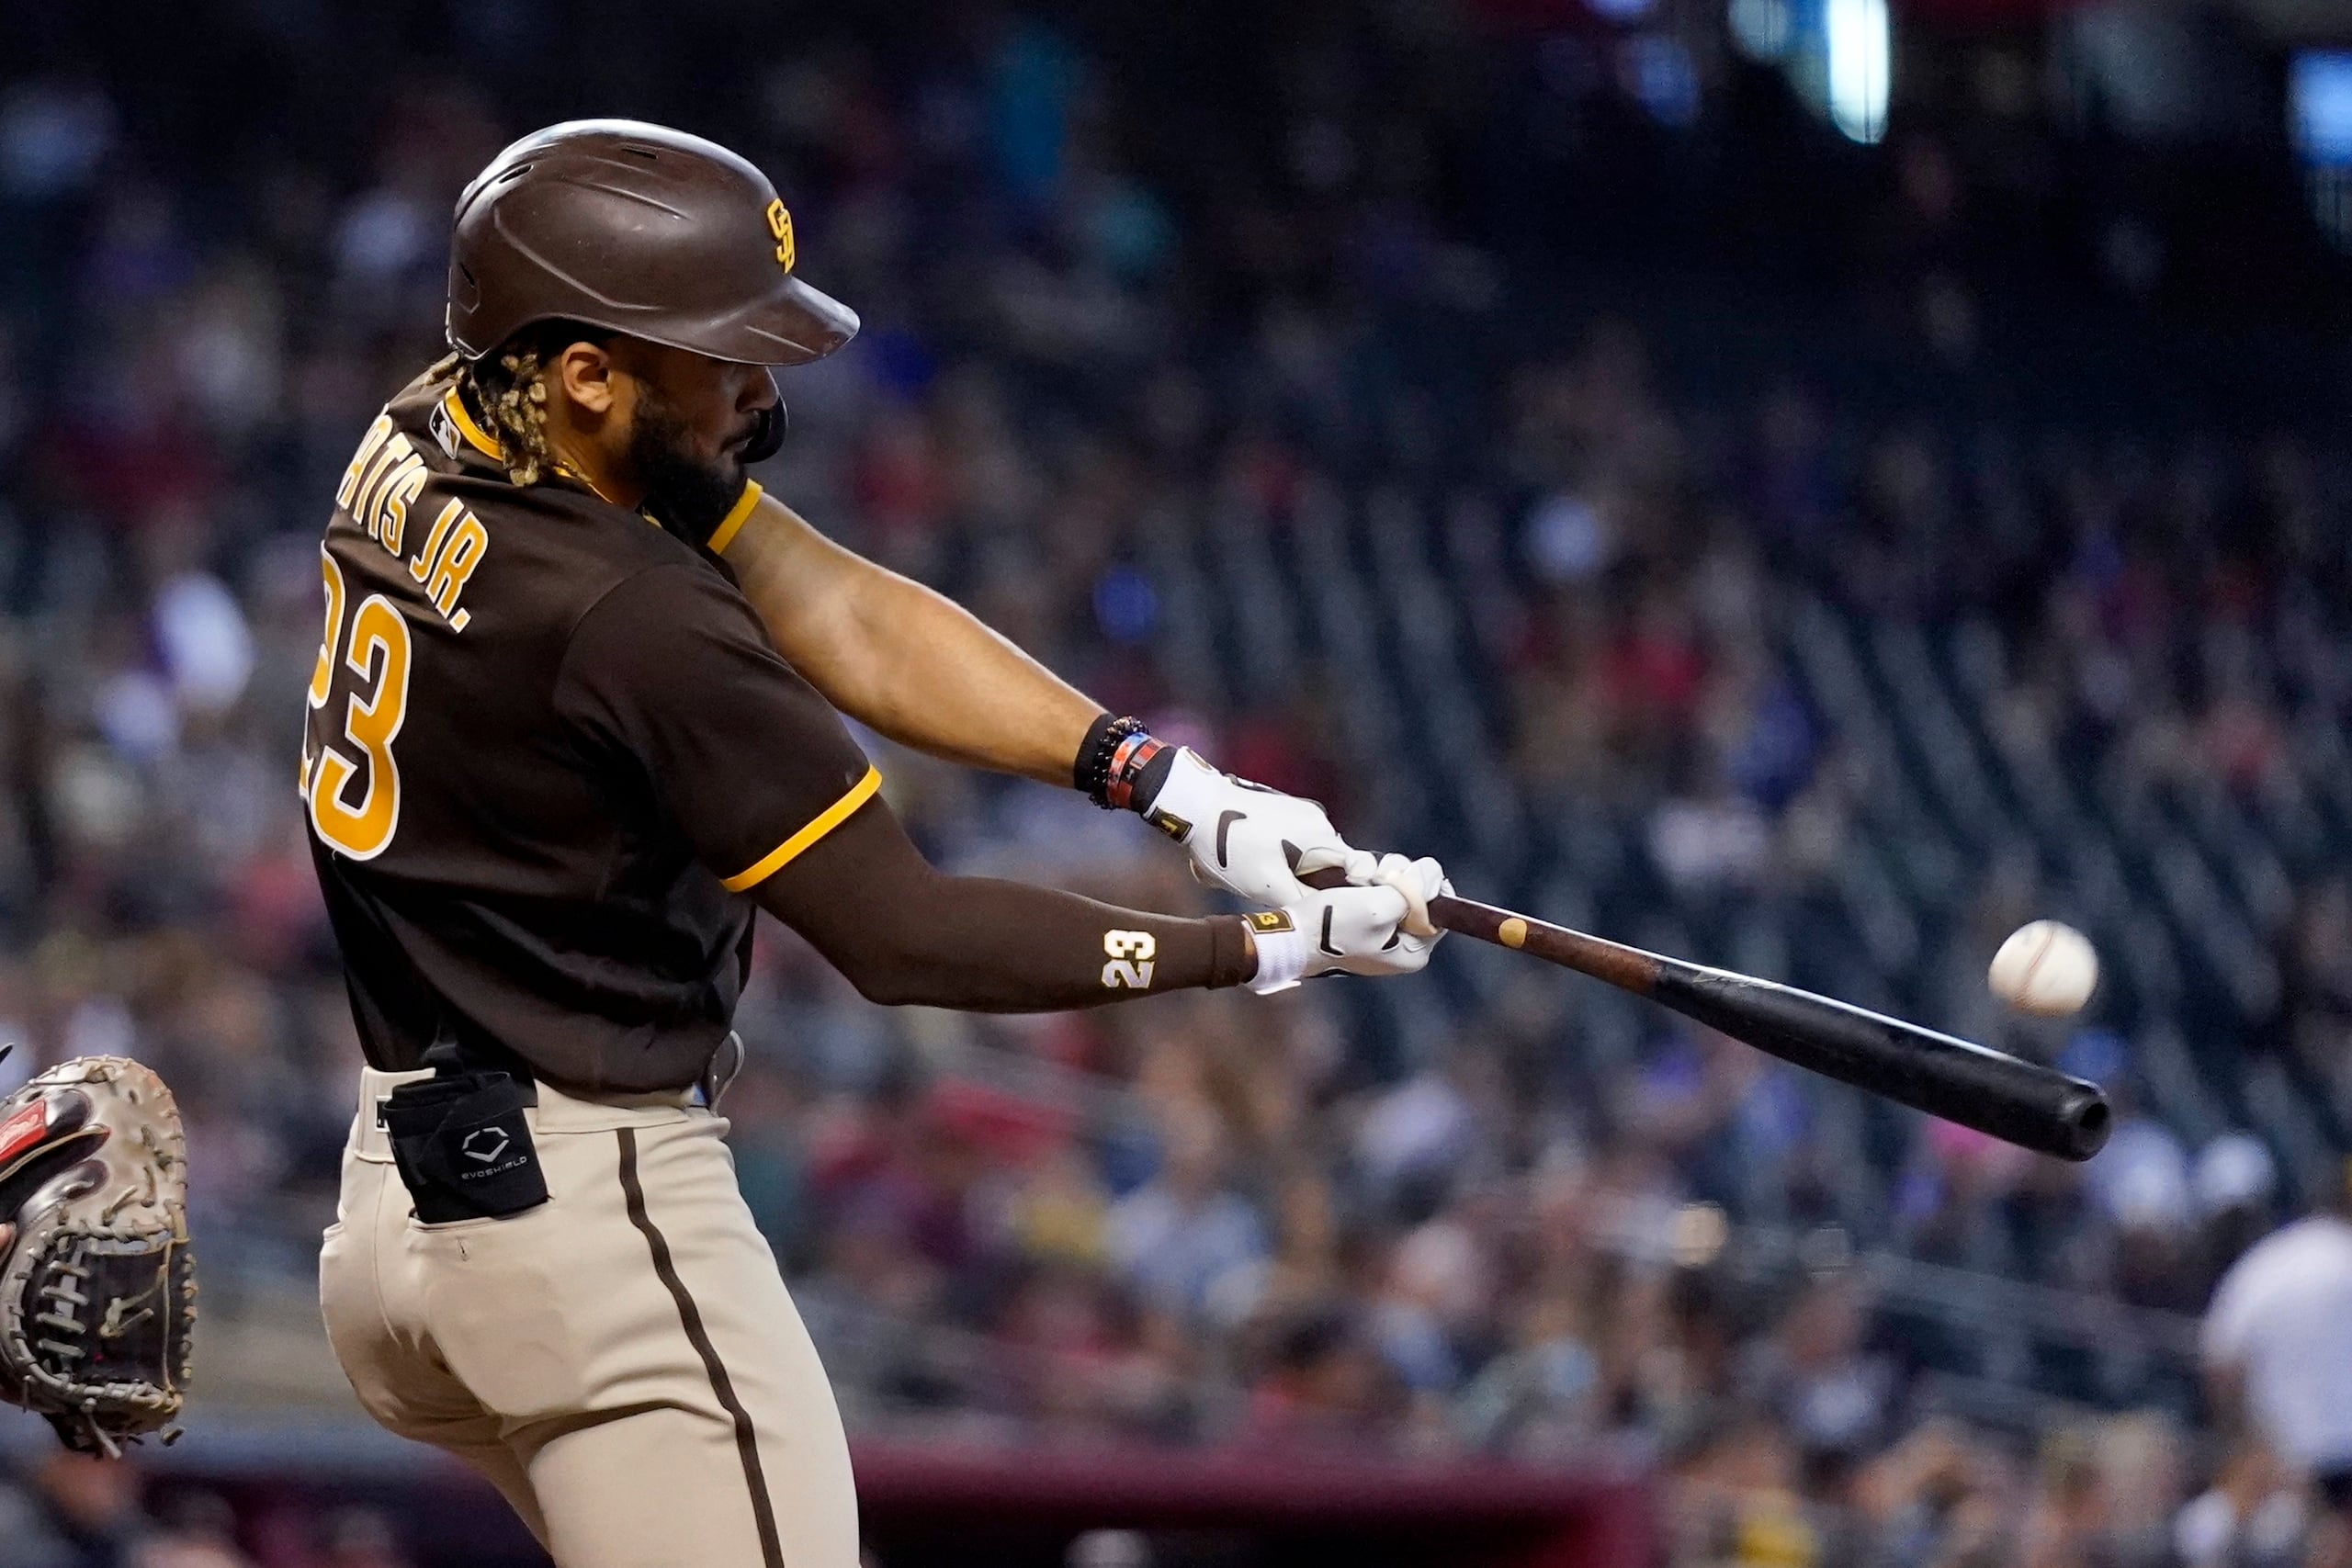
top-left (1074, 713), bottom-right (1149, 807)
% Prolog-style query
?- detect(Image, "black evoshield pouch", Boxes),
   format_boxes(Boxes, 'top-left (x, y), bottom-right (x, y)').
top-left (379, 1070), bottom-right (549, 1224)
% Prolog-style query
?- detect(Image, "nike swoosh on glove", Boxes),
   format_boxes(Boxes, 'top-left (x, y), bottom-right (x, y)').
top-left (1135, 748), bottom-right (1365, 908)
top-left (1246, 854), bottom-right (1449, 994)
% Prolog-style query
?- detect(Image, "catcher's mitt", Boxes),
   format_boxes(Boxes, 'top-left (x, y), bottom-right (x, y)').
top-left (0, 1051), bottom-right (195, 1455)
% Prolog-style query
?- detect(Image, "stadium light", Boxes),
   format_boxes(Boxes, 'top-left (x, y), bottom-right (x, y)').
top-left (2291, 52), bottom-right (2352, 167)
top-left (1826, 0), bottom-right (1891, 144)
top-left (2291, 52), bottom-right (2352, 248)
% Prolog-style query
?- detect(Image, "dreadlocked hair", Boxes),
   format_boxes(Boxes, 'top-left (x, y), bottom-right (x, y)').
top-left (442, 321), bottom-right (614, 487)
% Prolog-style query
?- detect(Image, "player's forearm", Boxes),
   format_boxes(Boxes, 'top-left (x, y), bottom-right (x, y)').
top-left (756, 796), bottom-right (1255, 1010)
top-left (822, 875), bottom-right (1253, 1011)
top-left (721, 493), bottom-right (1097, 785)
top-left (831, 582), bottom-right (1097, 787)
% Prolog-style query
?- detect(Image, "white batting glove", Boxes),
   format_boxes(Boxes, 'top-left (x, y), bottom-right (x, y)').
top-left (1245, 853), bottom-right (1450, 994)
top-left (1135, 748), bottom-right (1369, 908)
top-left (1361, 850), bottom-right (1446, 939)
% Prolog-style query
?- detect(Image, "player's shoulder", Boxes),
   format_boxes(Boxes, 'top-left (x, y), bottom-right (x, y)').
top-left (567, 555), bottom-right (762, 652)
top-left (552, 555), bottom-right (827, 739)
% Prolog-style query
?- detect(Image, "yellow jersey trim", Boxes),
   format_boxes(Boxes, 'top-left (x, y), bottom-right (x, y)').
top-left (442, 388), bottom-right (503, 460)
top-left (707, 481), bottom-right (764, 555)
top-left (550, 462), bottom-right (627, 509)
top-left (719, 765), bottom-right (881, 892)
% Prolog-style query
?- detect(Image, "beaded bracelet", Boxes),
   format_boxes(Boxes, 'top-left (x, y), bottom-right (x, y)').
top-left (1073, 713), bottom-right (1150, 807)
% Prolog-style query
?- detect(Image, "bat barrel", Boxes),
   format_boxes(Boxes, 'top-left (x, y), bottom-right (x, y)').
top-left (1655, 964), bottom-right (2112, 1162)
top-left (1346, 885), bottom-right (2109, 1161)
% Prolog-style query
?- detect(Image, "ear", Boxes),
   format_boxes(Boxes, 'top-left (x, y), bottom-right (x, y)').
top-left (550, 341), bottom-right (621, 418)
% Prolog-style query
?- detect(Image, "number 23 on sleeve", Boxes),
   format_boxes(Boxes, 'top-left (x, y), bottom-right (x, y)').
top-left (1102, 930), bottom-right (1157, 989)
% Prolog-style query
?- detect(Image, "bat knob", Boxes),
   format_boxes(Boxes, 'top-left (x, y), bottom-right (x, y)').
top-left (2056, 1085), bottom-right (2112, 1162)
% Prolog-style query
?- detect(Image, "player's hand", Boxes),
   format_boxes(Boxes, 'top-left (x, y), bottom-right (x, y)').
top-left (1134, 748), bottom-right (1363, 908)
top-left (1352, 849), bottom-right (1447, 939)
top-left (1245, 853), bottom-right (1449, 994)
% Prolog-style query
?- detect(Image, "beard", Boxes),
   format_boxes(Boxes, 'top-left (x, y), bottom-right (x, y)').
top-left (626, 387), bottom-right (749, 545)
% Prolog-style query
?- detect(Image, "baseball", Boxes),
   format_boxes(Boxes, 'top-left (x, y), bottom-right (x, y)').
top-left (1988, 920), bottom-right (2098, 1017)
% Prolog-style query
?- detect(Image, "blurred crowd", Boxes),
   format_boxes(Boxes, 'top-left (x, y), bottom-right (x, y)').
top-left (5, 2), bottom-right (2352, 1565)
top-left (0, 1449), bottom-right (410, 1568)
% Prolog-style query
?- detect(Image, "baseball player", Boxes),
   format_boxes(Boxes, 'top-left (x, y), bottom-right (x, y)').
top-left (307, 119), bottom-right (1445, 1568)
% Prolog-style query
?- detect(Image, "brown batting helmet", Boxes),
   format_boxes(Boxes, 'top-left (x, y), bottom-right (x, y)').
top-left (446, 119), bottom-right (858, 367)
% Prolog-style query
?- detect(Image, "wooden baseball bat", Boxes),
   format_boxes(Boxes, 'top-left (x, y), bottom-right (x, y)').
top-left (1308, 874), bottom-right (2110, 1161)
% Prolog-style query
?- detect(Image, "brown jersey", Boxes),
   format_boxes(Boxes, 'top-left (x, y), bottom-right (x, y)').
top-left (302, 367), bottom-right (876, 1093)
